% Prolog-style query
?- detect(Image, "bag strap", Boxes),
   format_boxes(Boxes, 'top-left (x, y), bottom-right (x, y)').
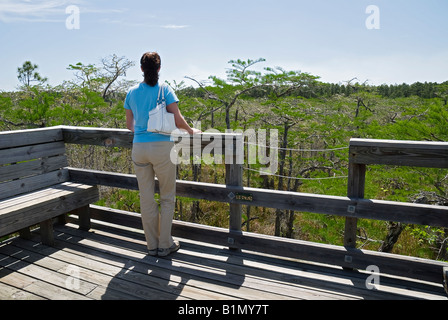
top-left (157, 83), bottom-right (165, 105)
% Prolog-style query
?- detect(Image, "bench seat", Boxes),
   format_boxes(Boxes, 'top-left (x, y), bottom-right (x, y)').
top-left (0, 127), bottom-right (99, 245)
top-left (0, 182), bottom-right (98, 245)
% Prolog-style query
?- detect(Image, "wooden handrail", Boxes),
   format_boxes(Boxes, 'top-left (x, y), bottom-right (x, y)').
top-left (349, 138), bottom-right (448, 168)
top-left (60, 125), bottom-right (243, 150)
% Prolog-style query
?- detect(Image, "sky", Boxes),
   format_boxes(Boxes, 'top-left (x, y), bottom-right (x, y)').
top-left (0, 0), bottom-right (447, 91)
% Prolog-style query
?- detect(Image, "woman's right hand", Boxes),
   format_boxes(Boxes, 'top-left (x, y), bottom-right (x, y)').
top-left (189, 128), bottom-right (202, 135)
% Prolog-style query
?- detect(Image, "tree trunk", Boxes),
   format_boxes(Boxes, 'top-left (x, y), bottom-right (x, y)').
top-left (437, 237), bottom-right (448, 260)
top-left (378, 222), bottom-right (404, 253)
top-left (274, 123), bottom-right (289, 237)
top-left (225, 104), bottom-right (231, 129)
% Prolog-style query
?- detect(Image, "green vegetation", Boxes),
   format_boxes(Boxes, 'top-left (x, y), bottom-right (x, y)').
top-left (1, 56), bottom-right (447, 261)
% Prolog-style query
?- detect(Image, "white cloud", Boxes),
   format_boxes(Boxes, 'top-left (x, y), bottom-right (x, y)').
top-left (0, 0), bottom-right (78, 23)
top-left (0, 0), bottom-right (126, 23)
top-left (161, 24), bottom-right (189, 29)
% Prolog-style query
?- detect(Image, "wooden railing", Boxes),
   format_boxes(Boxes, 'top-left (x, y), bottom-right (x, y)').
top-left (49, 126), bottom-right (448, 286)
top-left (344, 139), bottom-right (448, 249)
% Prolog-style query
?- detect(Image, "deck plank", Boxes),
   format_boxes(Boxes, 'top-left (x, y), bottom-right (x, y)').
top-left (9, 239), bottom-right (203, 300)
top-left (83, 229), bottom-right (356, 300)
top-left (0, 281), bottom-right (46, 300)
top-left (0, 254), bottom-right (90, 300)
top-left (1, 221), bottom-right (447, 301)
top-left (51, 223), bottom-right (351, 300)
top-left (56, 223), bottom-right (446, 300)
top-left (9, 231), bottom-right (244, 300)
top-left (49, 226), bottom-right (287, 300)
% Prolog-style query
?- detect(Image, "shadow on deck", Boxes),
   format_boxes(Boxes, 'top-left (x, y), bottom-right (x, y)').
top-left (1, 219), bottom-right (447, 301)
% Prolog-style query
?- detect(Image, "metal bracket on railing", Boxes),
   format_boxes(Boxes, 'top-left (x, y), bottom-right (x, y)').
top-left (347, 205), bottom-right (356, 214)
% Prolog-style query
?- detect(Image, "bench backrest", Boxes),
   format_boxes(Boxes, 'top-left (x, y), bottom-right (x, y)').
top-left (0, 127), bottom-right (69, 200)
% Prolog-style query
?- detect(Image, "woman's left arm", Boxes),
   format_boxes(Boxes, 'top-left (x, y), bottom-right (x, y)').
top-left (126, 109), bottom-right (135, 132)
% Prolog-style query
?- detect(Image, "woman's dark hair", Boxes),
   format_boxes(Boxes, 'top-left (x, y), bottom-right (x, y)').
top-left (140, 52), bottom-right (161, 87)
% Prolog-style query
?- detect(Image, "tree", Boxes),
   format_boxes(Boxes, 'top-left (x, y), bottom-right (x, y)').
top-left (435, 82), bottom-right (448, 105)
top-left (5, 62), bottom-right (54, 128)
top-left (263, 66), bottom-right (319, 99)
top-left (186, 58), bottom-right (268, 129)
top-left (17, 61), bottom-right (48, 88)
top-left (67, 54), bottom-right (136, 100)
top-left (100, 54), bottom-right (135, 100)
top-left (1, 86), bottom-right (56, 128)
top-left (67, 62), bottom-right (101, 90)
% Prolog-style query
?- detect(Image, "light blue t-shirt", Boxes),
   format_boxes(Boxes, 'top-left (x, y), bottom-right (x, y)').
top-left (124, 82), bottom-right (179, 143)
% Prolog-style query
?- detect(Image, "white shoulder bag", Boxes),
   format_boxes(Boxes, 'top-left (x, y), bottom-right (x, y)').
top-left (147, 84), bottom-right (177, 135)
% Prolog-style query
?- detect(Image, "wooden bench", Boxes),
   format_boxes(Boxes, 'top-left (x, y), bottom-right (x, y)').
top-left (0, 127), bottom-right (99, 246)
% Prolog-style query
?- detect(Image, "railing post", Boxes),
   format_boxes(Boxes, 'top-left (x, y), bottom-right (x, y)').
top-left (344, 145), bottom-right (366, 249)
top-left (225, 134), bottom-right (243, 246)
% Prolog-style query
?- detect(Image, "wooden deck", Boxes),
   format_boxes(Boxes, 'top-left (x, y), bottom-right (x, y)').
top-left (1, 220), bottom-right (447, 301)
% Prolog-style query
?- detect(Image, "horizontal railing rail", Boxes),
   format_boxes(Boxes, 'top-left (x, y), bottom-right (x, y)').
top-left (349, 138), bottom-right (448, 168)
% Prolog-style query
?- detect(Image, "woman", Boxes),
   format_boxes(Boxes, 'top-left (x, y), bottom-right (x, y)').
top-left (124, 52), bottom-right (200, 256)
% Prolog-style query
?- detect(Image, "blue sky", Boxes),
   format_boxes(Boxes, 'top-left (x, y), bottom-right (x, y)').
top-left (0, 0), bottom-right (447, 91)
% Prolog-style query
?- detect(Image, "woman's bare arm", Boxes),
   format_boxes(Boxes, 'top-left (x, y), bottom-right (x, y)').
top-left (166, 102), bottom-right (201, 134)
top-left (126, 109), bottom-right (134, 132)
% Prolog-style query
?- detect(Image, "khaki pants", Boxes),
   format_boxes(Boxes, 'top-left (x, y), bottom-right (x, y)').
top-left (132, 142), bottom-right (176, 250)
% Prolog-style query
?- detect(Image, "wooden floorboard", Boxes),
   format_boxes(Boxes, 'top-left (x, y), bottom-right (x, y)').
top-left (0, 221), bottom-right (447, 301)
